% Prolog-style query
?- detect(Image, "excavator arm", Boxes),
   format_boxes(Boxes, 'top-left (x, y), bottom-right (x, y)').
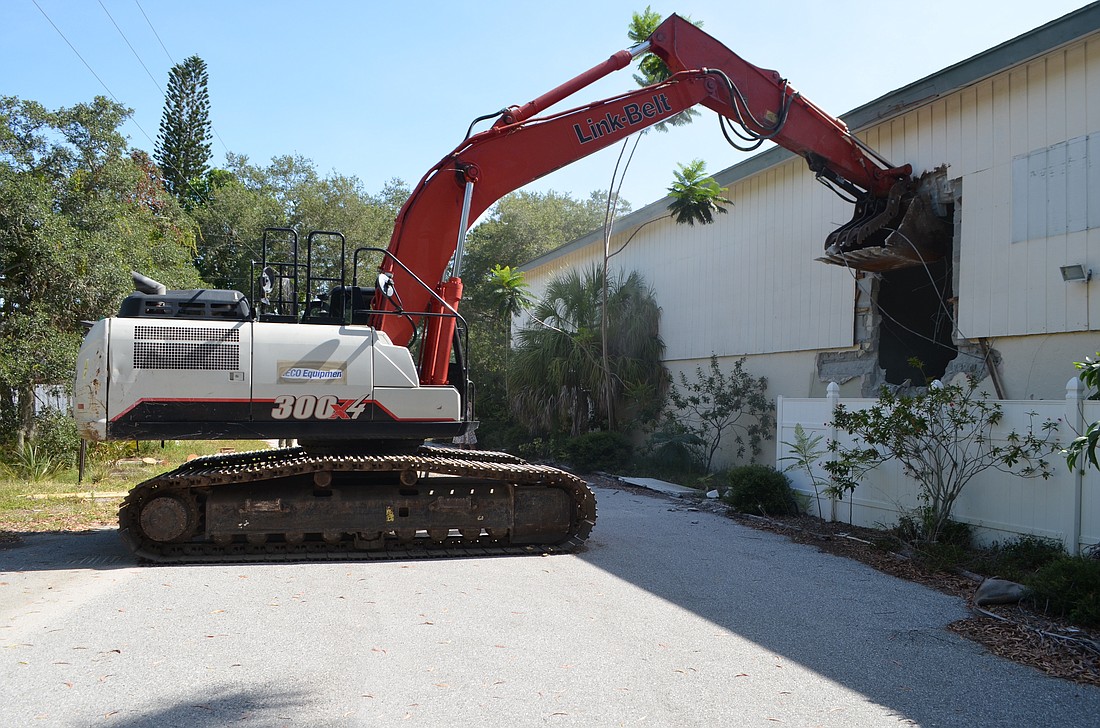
top-left (380, 14), bottom-right (949, 385)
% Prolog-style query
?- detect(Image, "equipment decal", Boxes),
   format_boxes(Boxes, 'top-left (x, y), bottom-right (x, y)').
top-left (271, 394), bottom-right (370, 420)
top-left (572, 93), bottom-right (673, 145)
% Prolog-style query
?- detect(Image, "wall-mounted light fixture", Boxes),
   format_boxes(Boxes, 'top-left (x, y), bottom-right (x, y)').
top-left (1060, 264), bottom-right (1092, 283)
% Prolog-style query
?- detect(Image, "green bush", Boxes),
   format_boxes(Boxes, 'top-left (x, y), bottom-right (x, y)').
top-left (971, 535), bottom-right (1066, 582)
top-left (645, 421), bottom-right (705, 473)
top-left (894, 507), bottom-right (973, 547)
top-left (723, 464), bottom-right (797, 516)
top-left (2, 444), bottom-right (66, 483)
top-left (562, 431), bottom-right (633, 473)
top-left (1026, 556), bottom-right (1100, 627)
top-left (31, 408), bottom-right (80, 467)
top-left (515, 436), bottom-right (558, 462)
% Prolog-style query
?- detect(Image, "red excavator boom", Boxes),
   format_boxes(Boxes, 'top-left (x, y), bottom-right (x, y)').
top-left (378, 14), bottom-right (948, 385)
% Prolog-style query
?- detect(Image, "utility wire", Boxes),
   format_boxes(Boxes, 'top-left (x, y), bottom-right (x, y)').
top-left (133, 0), bottom-right (173, 64)
top-left (33, 0), bottom-right (262, 266)
top-left (32, 0), bottom-right (120, 102)
top-left (98, 0), bottom-right (162, 93)
top-left (111, 0), bottom-right (232, 157)
top-left (835, 247), bottom-right (986, 364)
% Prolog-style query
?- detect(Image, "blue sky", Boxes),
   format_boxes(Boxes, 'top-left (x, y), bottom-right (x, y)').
top-left (4, 1), bottom-right (1093, 211)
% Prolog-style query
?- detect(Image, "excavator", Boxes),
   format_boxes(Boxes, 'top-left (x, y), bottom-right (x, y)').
top-left (73, 15), bottom-right (949, 562)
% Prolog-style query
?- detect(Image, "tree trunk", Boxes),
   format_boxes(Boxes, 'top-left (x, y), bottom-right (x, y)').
top-left (16, 383), bottom-right (36, 451)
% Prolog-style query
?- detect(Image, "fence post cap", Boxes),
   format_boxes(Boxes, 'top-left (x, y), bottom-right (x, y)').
top-left (826, 381), bottom-right (840, 396)
top-left (1067, 376), bottom-right (1085, 397)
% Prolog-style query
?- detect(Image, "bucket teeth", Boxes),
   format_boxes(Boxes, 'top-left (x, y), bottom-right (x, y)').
top-left (821, 171), bottom-right (952, 273)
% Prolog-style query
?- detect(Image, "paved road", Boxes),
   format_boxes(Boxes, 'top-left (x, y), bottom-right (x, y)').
top-left (2, 484), bottom-right (1098, 727)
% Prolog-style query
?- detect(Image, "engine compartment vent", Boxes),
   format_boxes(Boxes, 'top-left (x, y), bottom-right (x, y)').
top-left (132, 326), bottom-right (240, 370)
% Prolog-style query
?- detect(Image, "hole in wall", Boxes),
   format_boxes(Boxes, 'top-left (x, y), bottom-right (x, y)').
top-left (877, 254), bottom-right (957, 385)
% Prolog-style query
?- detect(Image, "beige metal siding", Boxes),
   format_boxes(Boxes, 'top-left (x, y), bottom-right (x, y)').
top-left (522, 30), bottom-right (1100, 366)
top-left (523, 155), bottom-right (856, 359)
top-left (954, 36), bottom-right (1100, 337)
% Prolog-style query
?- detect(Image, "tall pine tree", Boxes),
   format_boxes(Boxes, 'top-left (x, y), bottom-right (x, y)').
top-left (155, 55), bottom-right (212, 202)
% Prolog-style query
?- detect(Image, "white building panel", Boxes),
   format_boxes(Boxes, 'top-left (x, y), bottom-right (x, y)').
top-left (518, 10), bottom-right (1100, 404)
top-left (955, 35), bottom-right (1100, 338)
top-left (523, 156), bottom-right (856, 360)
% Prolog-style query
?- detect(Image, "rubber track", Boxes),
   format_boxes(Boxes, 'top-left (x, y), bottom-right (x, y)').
top-left (118, 446), bottom-right (597, 564)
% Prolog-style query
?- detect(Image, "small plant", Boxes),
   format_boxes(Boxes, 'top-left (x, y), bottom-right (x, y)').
top-left (2, 444), bottom-right (65, 483)
top-left (661, 354), bottom-right (774, 472)
top-left (894, 508), bottom-right (973, 548)
top-left (723, 464), bottom-right (797, 516)
top-left (825, 374), bottom-right (1059, 544)
top-left (971, 535), bottom-right (1066, 583)
top-left (779, 423), bottom-right (829, 519)
top-left (515, 436), bottom-right (556, 462)
top-left (1065, 352), bottom-right (1100, 471)
top-left (85, 441), bottom-right (134, 485)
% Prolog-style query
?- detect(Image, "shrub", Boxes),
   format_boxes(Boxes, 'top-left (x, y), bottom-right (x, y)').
top-left (562, 431), bottom-right (633, 473)
top-left (826, 375), bottom-right (1058, 544)
top-left (661, 355), bottom-right (774, 472)
top-left (31, 408), bottom-right (80, 467)
top-left (724, 464), bottom-right (797, 516)
top-left (971, 535), bottom-right (1066, 583)
top-left (1026, 556), bottom-right (1100, 627)
top-left (515, 436), bottom-right (557, 462)
top-left (645, 421), bottom-right (705, 472)
top-left (2, 444), bottom-right (66, 483)
top-left (894, 507), bottom-right (973, 548)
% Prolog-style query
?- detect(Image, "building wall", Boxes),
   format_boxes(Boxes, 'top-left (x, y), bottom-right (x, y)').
top-left (858, 34), bottom-right (1100, 341)
top-left (518, 18), bottom-right (1100, 468)
top-left (521, 157), bottom-right (859, 362)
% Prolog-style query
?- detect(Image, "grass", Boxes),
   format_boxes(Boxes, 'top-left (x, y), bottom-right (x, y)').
top-left (0, 440), bottom-right (273, 538)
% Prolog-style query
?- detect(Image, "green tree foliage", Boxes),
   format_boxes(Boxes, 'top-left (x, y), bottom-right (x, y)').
top-left (724, 464), bottom-right (797, 516)
top-left (1065, 353), bottom-right (1100, 471)
top-left (0, 95), bottom-right (200, 448)
top-left (826, 377), bottom-right (1059, 544)
top-left (187, 166), bottom-right (281, 290)
top-left (189, 153), bottom-right (409, 294)
top-left (155, 55), bottom-right (213, 202)
top-left (459, 190), bottom-right (628, 443)
top-left (659, 355), bottom-right (774, 472)
top-left (627, 6), bottom-right (701, 130)
top-left (462, 190), bottom-right (625, 300)
top-left (508, 267), bottom-right (665, 437)
top-left (486, 265), bottom-right (533, 320)
top-left (667, 159), bottom-right (729, 225)
top-left (779, 423), bottom-right (829, 518)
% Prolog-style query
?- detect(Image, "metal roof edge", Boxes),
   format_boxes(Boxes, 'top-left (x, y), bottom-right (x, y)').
top-left (843, 3), bottom-right (1100, 130)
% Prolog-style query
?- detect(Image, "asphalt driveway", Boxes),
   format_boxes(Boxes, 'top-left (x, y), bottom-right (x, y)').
top-left (1, 483), bottom-right (1097, 726)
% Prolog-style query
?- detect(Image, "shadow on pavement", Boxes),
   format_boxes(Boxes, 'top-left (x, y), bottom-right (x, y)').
top-left (577, 484), bottom-right (1100, 726)
top-left (1, 528), bottom-right (135, 571)
top-left (103, 687), bottom-right (312, 727)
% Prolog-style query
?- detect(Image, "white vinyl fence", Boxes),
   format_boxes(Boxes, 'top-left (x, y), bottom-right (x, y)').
top-left (776, 379), bottom-right (1100, 554)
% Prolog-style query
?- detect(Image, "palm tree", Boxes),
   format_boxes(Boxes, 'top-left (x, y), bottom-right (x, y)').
top-left (667, 159), bottom-right (729, 225)
top-left (508, 267), bottom-right (665, 436)
top-left (486, 264), bottom-right (533, 319)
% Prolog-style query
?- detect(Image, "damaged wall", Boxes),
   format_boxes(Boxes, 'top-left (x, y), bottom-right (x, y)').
top-left (517, 9), bottom-right (1100, 467)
